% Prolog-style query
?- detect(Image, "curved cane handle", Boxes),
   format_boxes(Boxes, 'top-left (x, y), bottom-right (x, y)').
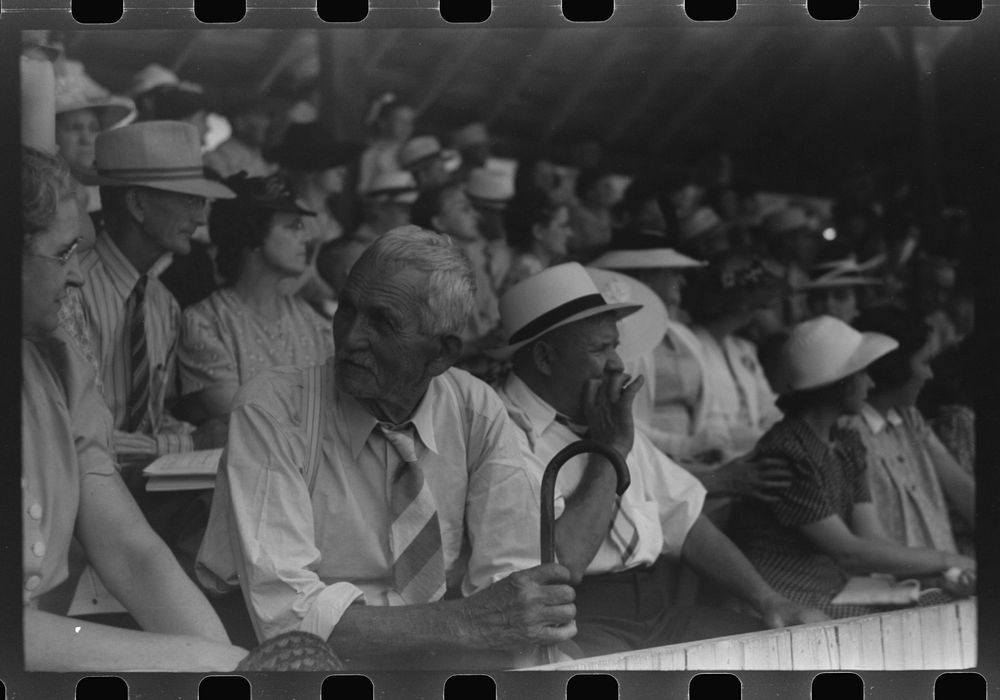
top-left (540, 439), bottom-right (630, 565)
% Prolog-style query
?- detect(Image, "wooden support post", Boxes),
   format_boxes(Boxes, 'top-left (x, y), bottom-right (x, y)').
top-left (317, 29), bottom-right (368, 143)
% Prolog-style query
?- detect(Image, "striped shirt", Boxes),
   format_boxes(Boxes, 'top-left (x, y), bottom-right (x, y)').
top-left (72, 232), bottom-right (195, 460)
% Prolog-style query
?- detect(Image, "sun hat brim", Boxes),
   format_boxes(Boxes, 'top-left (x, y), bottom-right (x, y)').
top-left (79, 169), bottom-right (236, 200)
top-left (57, 96), bottom-right (136, 130)
top-left (800, 275), bottom-right (883, 290)
top-left (783, 331), bottom-right (898, 394)
top-left (590, 248), bottom-right (706, 270)
top-left (485, 302), bottom-right (642, 360)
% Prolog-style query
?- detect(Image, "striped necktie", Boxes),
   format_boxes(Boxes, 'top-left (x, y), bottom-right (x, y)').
top-left (378, 423), bottom-right (446, 605)
top-left (553, 413), bottom-right (639, 567)
top-left (124, 275), bottom-right (149, 433)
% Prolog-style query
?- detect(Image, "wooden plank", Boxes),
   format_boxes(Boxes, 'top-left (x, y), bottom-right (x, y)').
top-left (898, 607), bottom-right (925, 669)
top-left (880, 607), bottom-right (907, 669)
top-left (836, 619), bottom-right (863, 669)
top-left (938, 602), bottom-right (964, 669)
top-left (685, 641), bottom-right (720, 669)
top-left (919, 603), bottom-right (963, 669)
top-left (857, 613), bottom-right (886, 670)
top-left (790, 625), bottom-right (838, 669)
top-left (958, 598), bottom-right (977, 668)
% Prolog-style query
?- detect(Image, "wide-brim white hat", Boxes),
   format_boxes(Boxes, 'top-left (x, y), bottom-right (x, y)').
top-left (590, 248), bottom-right (705, 271)
top-left (586, 268), bottom-right (668, 361)
top-left (487, 262), bottom-right (642, 360)
top-left (55, 60), bottom-right (136, 130)
top-left (88, 120), bottom-right (235, 200)
top-left (778, 315), bottom-right (898, 394)
top-left (801, 255), bottom-right (884, 290)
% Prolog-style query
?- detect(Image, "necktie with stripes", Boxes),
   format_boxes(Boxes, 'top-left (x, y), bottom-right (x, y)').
top-left (124, 275), bottom-right (149, 433)
top-left (554, 413), bottom-right (639, 567)
top-left (378, 423), bottom-right (447, 605)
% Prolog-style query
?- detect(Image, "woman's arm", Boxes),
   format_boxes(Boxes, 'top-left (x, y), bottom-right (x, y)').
top-left (799, 508), bottom-right (974, 577)
top-left (926, 431), bottom-right (975, 528)
top-left (24, 608), bottom-right (246, 672)
top-left (76, 470), bottom-right (234, 644)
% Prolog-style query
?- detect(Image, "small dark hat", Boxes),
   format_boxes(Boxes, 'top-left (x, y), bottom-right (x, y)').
top-left (218, 171), bottom-right (316, 216)
top-left (269, 122), bottom-right (362, 171)
top-left (143, 84), bottom-right (210, 120)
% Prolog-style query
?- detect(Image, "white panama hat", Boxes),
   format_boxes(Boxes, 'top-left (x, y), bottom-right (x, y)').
top-left (488, 262), bottom-right (642, 360)
top-left (586, 268), bottom-right (669, 362)
top-left (779, 315), bottom-right (898, 394)
top-left (590, 248), bottom-right (706, 271)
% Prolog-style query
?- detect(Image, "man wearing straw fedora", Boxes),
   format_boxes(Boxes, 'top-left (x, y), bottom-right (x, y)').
top-left (71, 121), bottom-right (235, 487)
top-left (470, 263), bottom-right (827, 658)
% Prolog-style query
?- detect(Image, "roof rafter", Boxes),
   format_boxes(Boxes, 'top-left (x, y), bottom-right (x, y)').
top-left (255, 30), bottom-right (311, 96)
top-left (541, 29), bottom-right (634, 141)
top-left (414, 31), bottom-right (489, 116)
top-left (649, 31), bottom-right (768, 155)
top-left (484, 29), bottom-right (554, 126)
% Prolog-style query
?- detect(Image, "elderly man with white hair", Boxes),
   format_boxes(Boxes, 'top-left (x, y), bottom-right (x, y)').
top-left (198, 227), bottom-right (577, 669)
top-left (468, 263), bottom-right (827, 658)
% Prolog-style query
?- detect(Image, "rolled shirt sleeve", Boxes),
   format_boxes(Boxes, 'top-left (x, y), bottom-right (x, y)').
top-left (225, 399), bottom-right (363, 642)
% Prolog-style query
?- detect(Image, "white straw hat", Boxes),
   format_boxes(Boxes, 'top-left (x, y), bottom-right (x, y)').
top-left (362, 170), bottom-right (418, 204)
top-left (465, 167), bottom-right (514, 209)
top-left (488, 262), bottom-right (642, 359)
top-left (779, 315), bottom-right (898, 393)
top-left (586, 268), bottom-right (668, 361)
top-left (55, 59), bottom-right (136, 130)
top-left (590, 248), bottom-right (706, 270)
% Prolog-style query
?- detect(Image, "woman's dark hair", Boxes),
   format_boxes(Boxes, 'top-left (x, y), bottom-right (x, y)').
top-left (410, 184), bottom-right (460, 231)
top-left (775, 376), bottom-right (853, 416)
top-left (574, 167), bottom-right (613, 201)
top-left (504, 189), bottom-right (563, 252)
top-left (209, 197), bottom-right (276, 285)
top-left (854, 304), bottom-right (933, 390)
top-left (686, 253), bottom-right (787, 325)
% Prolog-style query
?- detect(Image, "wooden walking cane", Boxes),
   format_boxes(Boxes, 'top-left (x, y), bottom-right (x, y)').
top-left (533, 439), bottom-right (630, 665)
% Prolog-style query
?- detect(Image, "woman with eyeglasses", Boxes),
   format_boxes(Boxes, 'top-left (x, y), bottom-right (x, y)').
top-left (21, 147), bottom-right (248, 671)
top-left (178, 173), bottom-right (334, 422)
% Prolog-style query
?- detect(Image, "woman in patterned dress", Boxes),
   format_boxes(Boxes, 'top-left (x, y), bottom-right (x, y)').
top-left (728, 316), bottom-right (975, 618)
top-left (178, 173), bottom-right (334, 422)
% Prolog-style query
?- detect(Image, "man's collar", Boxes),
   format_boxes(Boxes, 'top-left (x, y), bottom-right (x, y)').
top-left (860, 403), bottom-right (903, 434)
top-left (336, 377), bottom-right (440, 459)
top-left (503, 372), bottom-right (560, 435)
top-left (94, 232), bottom-right (173, 292)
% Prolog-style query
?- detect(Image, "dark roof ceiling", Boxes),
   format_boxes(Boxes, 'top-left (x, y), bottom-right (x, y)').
top-left (55, 22), bottom-right (999, 202)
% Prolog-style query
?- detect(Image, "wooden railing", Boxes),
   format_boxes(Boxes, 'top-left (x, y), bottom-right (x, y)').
top-left (522, 598), bottom-right (976, 671)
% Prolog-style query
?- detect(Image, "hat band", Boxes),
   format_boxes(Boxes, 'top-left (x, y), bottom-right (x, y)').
top-left (509, 293), bottom-right (607, 345)
top-left (98, 165), bottom-right (205, 181)
top-left (402, 151), bottom-right (441, 170)
top-left (365, 187), bottom-right (417, 199)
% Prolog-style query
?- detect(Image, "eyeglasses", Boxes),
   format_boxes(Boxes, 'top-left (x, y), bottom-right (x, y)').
top-left (24, 237), bottom-right (82, 267)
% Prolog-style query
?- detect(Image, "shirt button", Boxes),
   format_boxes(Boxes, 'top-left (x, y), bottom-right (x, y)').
top-left (25, 575), bottom-right (41, 591)
top-left (32, 541), bottom-right (45, 558)
top-left (28, 503), bottom-right (42, 520)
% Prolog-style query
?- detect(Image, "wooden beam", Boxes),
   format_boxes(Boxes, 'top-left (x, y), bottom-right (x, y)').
top-left (484, 29), bottom-right (554, 126)
top-left (170, 32), bottom-right (203, 74)
top-left (541, 29), bottom-right (634, 140)
top-left (413, 31), bottom-right (488, 115)
top-left (364, 28), bottom-right (405, 72)
top-left (254, 30), bottom-right (314, 97)
top-left (317, 29), bottom-right (368, 143)
top-left (649, 31), bottom-right (769, 154)
top-left (604, 32), bottom-right (702, 144)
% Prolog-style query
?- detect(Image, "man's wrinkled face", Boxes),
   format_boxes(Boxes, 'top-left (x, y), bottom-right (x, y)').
top-left (135, 187), bottom-right (208, 257)
top-left (543, 314), bottom-right (624, 420)
top-left (332, 263), bottom-right (440, 403)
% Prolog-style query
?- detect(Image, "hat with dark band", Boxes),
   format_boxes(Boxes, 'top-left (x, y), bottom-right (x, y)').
top-left (488, 262), bottom-right (642, 359)
top-left (87, 120), bottom-right (235, 200)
